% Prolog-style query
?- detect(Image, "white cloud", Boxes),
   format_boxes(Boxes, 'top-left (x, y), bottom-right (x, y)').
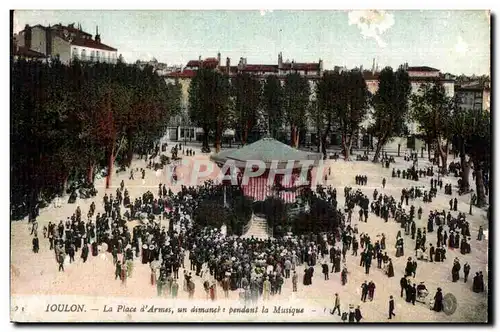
top-left (455, 36), bottom-right (469, 55)
top-left (259, 9), bottom-right (273, 16)
top-left (348, 10), bottom-right (395, 48)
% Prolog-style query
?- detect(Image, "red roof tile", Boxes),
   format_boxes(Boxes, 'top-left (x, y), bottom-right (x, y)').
top-left (186, 60), bottom-right (200, 67)
top-left (407, 66), bottom-right (440, 72)
top-left (293, 63), bottom-right (319, 71)
top-left (242, 65), bottom-right (278, 72)
top-left (167, 69), bottom-right (196, 78)
top-left (53, 24), bottom-right (93, 37)
top-left (70, 38), bottom-right (117, 52)
top-left (204, 57), bottom-right (218, 63)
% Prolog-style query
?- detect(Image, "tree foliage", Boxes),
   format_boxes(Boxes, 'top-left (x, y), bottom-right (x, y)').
top-left (334, 70), bottom-right (370, 160)
top-left (233, 73), bottom-right (262, 145)
top-left (368, 66), bottom-right (411, 162)
top-left (188, 68), bottom-right (231, 152)
top-left (410, 81), bottom-right (454, 172)
top-left (314, 71), bottom-right (344, 158)
top-left (262, 75), bottom-right (284, 139)
top-left (283, 73), bottom-right (310, 147)
top-left (11, 58), bottom-right (180, 220)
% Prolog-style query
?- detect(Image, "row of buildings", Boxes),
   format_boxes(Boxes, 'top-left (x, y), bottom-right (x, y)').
top-left (163, 53), bottom-right (490, 150)
top-left (13, 23), bottom-right (118, 64)
top-left (11, 23), bottom-right (490, 151)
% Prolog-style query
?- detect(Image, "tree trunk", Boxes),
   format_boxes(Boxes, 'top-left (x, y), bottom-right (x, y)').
top-left (474, 164), bottom-right (487, 207)
top-left (290, 125), bottom-right (298, 148)
top-left (427, 142), bottom-right (431, 161)
top-left (437, 138), bottom-right (449, 174)
top-left (202, 127), bottom-right (209, 150)
top-left (87, 161), bottom-right (95, 184)
top-left (342, 134), bottom-right (352, 161)
top-left (372, 134), bottom-right (387, 163)
top-left (372, 140), bottom-right (383, 163)
top-left (215, 119), bottom-right (222, 153)
top-left (321, 134), bottom-right (328, 159)
top-left (242, 123), bottom-right (248, 146)
top-left (62, 173), bottom-right (70, 195)
top-left (434, 145), bottom-right (440, 167)
top-left (126, 130), bottom-right (134, 166)
top-left (459, 140), bottom-right (470, 192)
top-left (105, 144), bottom-right (115, 189)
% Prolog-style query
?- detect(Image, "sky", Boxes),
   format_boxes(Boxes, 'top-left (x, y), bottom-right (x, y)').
top-left (12, 10), bottom-right (490, 75)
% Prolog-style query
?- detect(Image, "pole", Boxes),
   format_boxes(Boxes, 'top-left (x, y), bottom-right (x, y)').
top-left (223, 185), bottom-right (227, 208)
top-left (469, 193), bottom-right (473, 215)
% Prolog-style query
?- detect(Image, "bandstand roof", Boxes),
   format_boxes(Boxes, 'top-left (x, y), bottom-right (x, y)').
top-left (211, 137), bottom-right (322, 168)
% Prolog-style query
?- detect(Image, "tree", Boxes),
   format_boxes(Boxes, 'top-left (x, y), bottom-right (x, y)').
top-left (189, 68), bottom-right (231, 152)
top-left (335, 70), bottom-right (370, 160)
top-left (262, 75), bottom-right (284, 139)
top-left (368, 66), bottom-right (411, 162)
top-left (464, 109), bottom-right (490, 207)
top-left (410, 81), bottom-right (454, 173)
top-left (283, 73), bottom-right (310, 147)
top-left (233, 73), bottom-right (262, 145)
top-left (11, 57), bottom-right (176, 219)
top-left (315, 71), bottom-right (344, 159)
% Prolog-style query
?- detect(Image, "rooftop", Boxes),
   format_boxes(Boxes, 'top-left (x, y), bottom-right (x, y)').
top-left (211, 137), bottom-right (321, 166)
top-left (407, 66), bottom-right (440, 72)
top-left (70, 38), bottom-right (117, 52)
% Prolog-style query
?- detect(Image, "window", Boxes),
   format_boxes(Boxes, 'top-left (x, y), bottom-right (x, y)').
top-left (90, 50), bottom-right (95, 61)
top-left (96, 51), bottom-right (100, 62)
top-left (81, 49), bottom-right (86, 60)
top-left (72, 48), bottom-right (78, 58)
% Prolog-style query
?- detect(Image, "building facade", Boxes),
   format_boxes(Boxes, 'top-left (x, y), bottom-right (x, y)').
top-left (455, 81), bottom-right (490, 112)
top-left (15, 23), bottom-right (117, 65)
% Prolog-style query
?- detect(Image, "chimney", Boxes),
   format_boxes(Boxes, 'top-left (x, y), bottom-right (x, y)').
top-left (24, 24), bottom-right (32, 49)
top-left (217, 52), bottom-right (221, 66)
top-left (318, 59), bottom-right (323, 75)
top-left (278, 52), bottom-right (283, 68)
top-left (199, 55), bottom-right (202, 62)
top-left (226, 57), bottom-right (230, 74)
top-left (95, 25), bottom-right (101, 43)
top-left (372, 58), bottom-right (376, 75)
top-left (45, 26), bottom-right (52, 56)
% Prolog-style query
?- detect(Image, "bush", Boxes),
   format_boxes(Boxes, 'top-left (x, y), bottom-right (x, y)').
top-left (291, 196), bottom-right (339, 235)
top-left (260, 197), bottom-right (289, 238)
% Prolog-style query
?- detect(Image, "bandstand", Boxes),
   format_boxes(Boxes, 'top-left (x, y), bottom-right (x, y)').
top-left (211, 137), bottom-right (322, 203)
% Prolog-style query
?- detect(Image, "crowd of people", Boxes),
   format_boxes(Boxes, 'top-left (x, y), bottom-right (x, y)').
top-left (25, 146), bottom-right (488, 322)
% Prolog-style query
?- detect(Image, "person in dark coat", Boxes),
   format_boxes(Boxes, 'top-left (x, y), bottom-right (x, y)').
top-left (361, 281), bottom-right (368, 302)
top-left (368, 281), bottom-right (376, 301)
top-left (32, 235), bottom-right (39, 253)
top-left (472, 273), bottom-right (480, 292)
top-left (388, 296), bottom-right (395, 319)
top-left (411, 284), bottom-right (417, 305)
top-left (433, 288), bottom-right (443, 312)
top-left (400, 277), bottom-right (407, 298)
top-left (463, 262), bottom-right (470, 283)
top-left (386, 259), bottom-right (394, 278)
top-left (354, 305), bottom-right (363, 322)
top-left (453, 198), bottom-right (458, 211)
top-left (322, 262), bottom-right (329, 280)
top-left (81, 244), bottom-right (89, 263)
top-left (429, 244), bottom-right (435, 262)
top-left (348, 306), bottom-right (355, 323)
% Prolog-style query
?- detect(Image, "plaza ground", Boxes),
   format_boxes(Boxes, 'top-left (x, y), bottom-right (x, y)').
top-left (10, 145), bottom-right (489, 322)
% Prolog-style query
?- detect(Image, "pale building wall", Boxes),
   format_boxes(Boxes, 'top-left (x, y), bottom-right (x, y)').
top-left (51, 36), bottom-right (71, 64)
top-left (28, 26), bottom-right (47, 55)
